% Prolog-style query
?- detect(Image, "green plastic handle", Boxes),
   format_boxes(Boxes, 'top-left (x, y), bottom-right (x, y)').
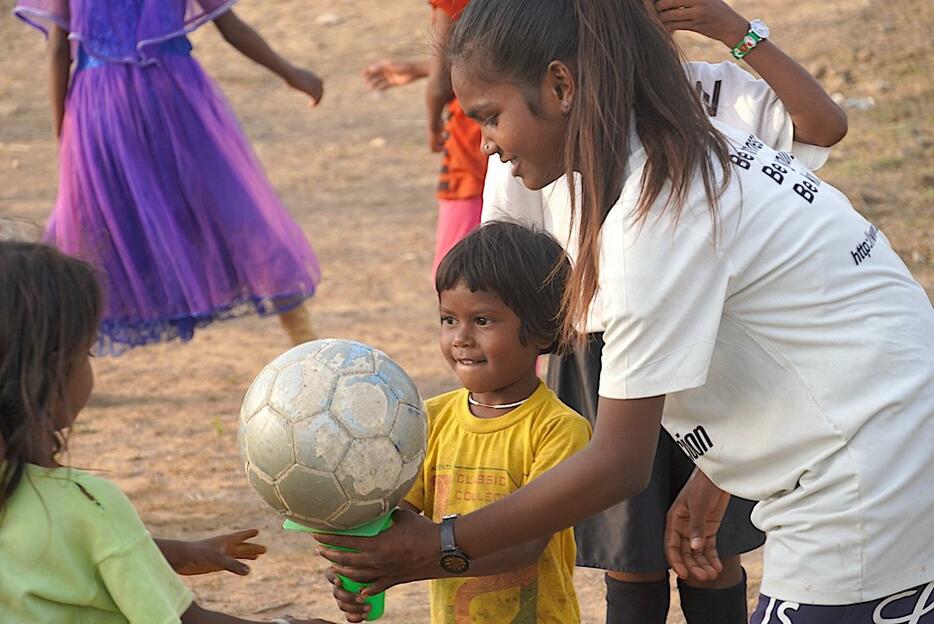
top-left (283, 513), bottom-right (394, 621)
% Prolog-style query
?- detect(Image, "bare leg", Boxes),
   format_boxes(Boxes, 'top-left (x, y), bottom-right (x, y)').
top-left (278, 304), bottom-right (316, 345)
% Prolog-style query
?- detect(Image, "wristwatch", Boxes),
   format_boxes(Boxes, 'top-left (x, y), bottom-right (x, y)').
top-left (730, 19), bottom-right (769, 60)
top-left (439, 515), bottom-right (470, 574)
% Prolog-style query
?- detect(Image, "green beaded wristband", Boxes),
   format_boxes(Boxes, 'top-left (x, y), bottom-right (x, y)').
top-left (730, 31), bottom-right (763, 60)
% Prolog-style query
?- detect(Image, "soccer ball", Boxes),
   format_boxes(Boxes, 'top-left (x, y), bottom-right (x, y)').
top-left (239, 339), bottom-right (427, 531)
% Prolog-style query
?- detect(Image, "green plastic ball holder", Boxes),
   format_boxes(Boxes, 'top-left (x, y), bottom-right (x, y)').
top-left (283, 512), bottom-right (394, 621)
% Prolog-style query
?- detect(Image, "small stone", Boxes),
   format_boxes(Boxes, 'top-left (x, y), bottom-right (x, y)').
top-left (843, 96), bottom-right (875, 111)
top-left (911, 251), bottom-right (927, 265)
top-left (854, 49), bottom-right (874, 63)
top-left (315, 13), bottom-right (343, 26)
top-left (811, 64), bottom-right (828, 80)
top-left (831, 92), bottom-right (846, 105)
top-left (369, 137), bottom-right (386, 148)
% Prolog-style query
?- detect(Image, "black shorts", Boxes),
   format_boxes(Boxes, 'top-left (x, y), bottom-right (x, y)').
top-left (547, 332), bottom-right (765, 572)
top-left (750, 581), bottom-right (934, 623)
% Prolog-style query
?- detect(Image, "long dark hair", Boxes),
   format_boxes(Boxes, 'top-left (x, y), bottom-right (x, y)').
top-left (0, 242), bottom-right (101, 513)
top-left (449, 0), bottom-right (732, 347)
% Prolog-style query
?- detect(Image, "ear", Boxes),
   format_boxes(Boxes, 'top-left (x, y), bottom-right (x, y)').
top-left (541, 60), bottom-right (576, 116)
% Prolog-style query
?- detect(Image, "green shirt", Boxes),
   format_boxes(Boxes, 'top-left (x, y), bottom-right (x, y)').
top-left (0, 464), bottom-right (193, 623)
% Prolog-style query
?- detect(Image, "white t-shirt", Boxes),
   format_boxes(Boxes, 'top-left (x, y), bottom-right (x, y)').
top-left (597, 121), bottom-right (934, 604)
top-left (482, 61), bottom-right (830, 332)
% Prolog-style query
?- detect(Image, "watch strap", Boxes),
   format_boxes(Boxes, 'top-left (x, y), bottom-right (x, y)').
top-left (440, 514), bottom-right (459, 552)
top-left (730, 26), bottom-right (764, 60)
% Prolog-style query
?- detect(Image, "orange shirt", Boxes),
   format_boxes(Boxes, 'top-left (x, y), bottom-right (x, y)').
top-left (430, 0), bottom-right (487, 200)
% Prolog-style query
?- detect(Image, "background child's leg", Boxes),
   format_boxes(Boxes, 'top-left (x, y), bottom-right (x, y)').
top-left (278, 304), bottom-right (316, 345)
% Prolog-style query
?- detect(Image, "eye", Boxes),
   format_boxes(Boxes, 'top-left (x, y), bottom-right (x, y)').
top-left (475, 317), bottom-right (490, 326)
top-left (440, 315), bottom-right (456, 326)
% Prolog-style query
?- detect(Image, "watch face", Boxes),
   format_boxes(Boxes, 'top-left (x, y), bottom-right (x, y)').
top-left (440, 553), bottom-right (470, 574)
top-left (750, 19), bottom-right (769, 39)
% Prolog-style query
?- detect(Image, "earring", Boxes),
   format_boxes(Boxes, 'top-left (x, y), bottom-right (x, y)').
top-left (483, 142), bottom-right (493, 152)
top-left (561, 100), bottom-right (571, 114)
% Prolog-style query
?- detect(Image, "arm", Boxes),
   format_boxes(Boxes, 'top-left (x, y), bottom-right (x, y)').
top-left (155, 529), bottom-right (266, 576)
top-left (212, 11), bottom-right (323, 105)
top-left (654, 0), bottom-right (847, 146)
top-left (425, 8), bottom-right (454, 152)
top-left (316, 395), bottom-right (664, 593)
top-left (181, 602), bottom-right (332, 624)
top-left (363, 57), bottom-right (432, 91)
top-left (47, 25), bottom-right (70, 137)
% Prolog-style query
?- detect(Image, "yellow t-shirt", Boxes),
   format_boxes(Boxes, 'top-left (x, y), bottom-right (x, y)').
top-left (405, 382), bottom-right (591, 624)
top-left (0, 464), bottom-right (194, 624)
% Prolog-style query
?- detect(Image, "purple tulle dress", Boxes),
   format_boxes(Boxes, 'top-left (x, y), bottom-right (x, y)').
top-left (14, 0), bottom-right (321, 354)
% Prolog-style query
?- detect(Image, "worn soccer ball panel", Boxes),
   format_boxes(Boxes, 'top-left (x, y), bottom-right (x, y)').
top-left (269, 359), bottom-right (338, 422)
top-left (243, 406), bottom-right (295, 481)
top-left (239, 339), bottom-right (428, 531)
top-left (335, 437), bottom-right (404, 501)
top-left (331, 374), bottom-right (398, 438)
top-left (391, 402), bottom-right (428, 464)
top-left (293, 412), bottom-right (352, 471)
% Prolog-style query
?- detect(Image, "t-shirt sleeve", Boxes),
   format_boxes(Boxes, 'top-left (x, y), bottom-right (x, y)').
top-left (481, 156), bottom-right (546, 228)
top-left (528, 412), bottom-right (591, 482)
top-left (98, 536), bottom-right (195, 624)
top-left (686, 61), bottom-right (830, 171)
top-left (83, 476), bottom-right (193, 623)
top-left (597, 188), bottom-right (733, 400)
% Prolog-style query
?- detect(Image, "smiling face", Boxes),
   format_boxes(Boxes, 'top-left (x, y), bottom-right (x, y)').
top-left (452, 62), bottom-right (571, 190)
top-left (439, 283), bottom-right (545, 406)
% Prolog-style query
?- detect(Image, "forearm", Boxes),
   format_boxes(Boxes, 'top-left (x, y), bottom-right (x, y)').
top-left (741, 42), bottom-right (847, 146)
top-left (47, 26), bottom-right (71, 137)
top-left (448, 537), bottom-right (548, 578)
top-left (425, 8), bottom-right (453, 132)
top-left (713, 20), bottom-right (846, 146)
top-left (406, 57), bottom-right (433, 80)
top-left (154, 538), bottom-right (186, 571)
top-left (214, 12), bottom-right (297, 85)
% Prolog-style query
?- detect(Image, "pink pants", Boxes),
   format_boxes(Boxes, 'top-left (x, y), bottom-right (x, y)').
top-left (432, 197), bottom-right (484, 279)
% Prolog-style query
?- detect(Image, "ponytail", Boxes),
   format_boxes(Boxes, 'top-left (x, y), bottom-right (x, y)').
top-left (450, 0), bottom-right (732, 349)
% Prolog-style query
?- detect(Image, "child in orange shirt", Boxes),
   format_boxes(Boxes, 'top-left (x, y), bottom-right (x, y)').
top-left (363, 0), bottom-right (485, 278)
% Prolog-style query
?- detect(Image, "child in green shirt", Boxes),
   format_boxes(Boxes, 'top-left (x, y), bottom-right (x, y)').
top-left (0, 240), bottom-right (334, 624)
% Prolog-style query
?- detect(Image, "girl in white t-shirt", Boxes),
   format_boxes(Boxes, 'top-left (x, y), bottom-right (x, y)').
top-left (318, 0), bottom-right (934, 622)
top-left (479, 1), bottom-right (848, 622)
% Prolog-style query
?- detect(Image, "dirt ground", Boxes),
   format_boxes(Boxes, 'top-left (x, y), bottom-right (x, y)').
top-left (0, 0), bottom-right (930, 621)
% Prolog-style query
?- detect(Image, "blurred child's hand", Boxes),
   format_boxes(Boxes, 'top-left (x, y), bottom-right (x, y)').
top-left (170, 528), bottom-right (267, 576)
top-left (324, 568), bottom-right (370, 623)
top-left (427, 115), bottom-right (447, 153)
top-left (363, 60), bottom-right (423, 91)
top-left (287, 68), bottom-right (325, 107)
top-left (653, 0), bottom-right (749, 46)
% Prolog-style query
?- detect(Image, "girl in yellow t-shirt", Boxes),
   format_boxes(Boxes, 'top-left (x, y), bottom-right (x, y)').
top-left (327, 222), bottom-right (591, 623)
top-left (0, 240), bottom-right (333, 624)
